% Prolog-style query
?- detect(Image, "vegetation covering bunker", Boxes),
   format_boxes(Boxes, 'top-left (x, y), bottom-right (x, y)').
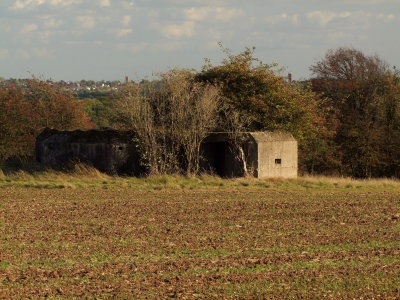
top-left (36, 129), bottom-right (297, 178)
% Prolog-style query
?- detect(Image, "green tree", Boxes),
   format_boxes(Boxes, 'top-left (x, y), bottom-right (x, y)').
top-left (196, 46), bottom-right (331, 174)
top-left (81, 97), bottom-right (112, 128)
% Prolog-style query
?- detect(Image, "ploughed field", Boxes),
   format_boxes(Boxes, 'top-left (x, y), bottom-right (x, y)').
top-left (1, 181), bottom-right (400, 298)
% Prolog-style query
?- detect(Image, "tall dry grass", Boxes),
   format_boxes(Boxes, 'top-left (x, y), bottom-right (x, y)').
top-left (0, 165), bottom-right (399, 191)
top-left (300, 174), bottom-right (400, 186)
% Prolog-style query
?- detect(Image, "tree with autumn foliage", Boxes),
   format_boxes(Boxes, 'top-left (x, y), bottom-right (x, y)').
top-left (376, 71), bottom-right (400, 177)
top-left (195, 46), bottom-right (333, 174)
top-left (0, 79), bottom-right (92, 164)
top-left (24, 79), bottom-right (93, 130)
top-left (0, 84), bottom-right (36, 162)
top-left (310, 47), bottom-right (400, 177)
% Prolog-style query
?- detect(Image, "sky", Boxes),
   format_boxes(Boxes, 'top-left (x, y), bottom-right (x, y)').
top-left (1, 0), bottom-right (399, 81)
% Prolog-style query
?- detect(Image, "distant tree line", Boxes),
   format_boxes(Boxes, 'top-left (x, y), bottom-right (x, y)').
top-left (0, 47), bottom-right (399, 178)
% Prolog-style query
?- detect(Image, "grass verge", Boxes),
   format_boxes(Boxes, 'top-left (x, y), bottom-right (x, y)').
top-left (1, 165), bottom-right (400, 191)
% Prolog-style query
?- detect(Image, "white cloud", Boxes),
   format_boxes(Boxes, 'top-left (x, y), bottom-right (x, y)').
top-left (204, 41), bottom-right (220, 50)
top-left (39, 30), bottom-right (53, 43)
top-left (76, 15), bottom-right (96, 29)
top-left (3, 0), bottom-right (400, 80)
top-left (185, 7), bottom-right (208, 21)
top-left (206, 28), bottom-right (223, 40)
top-left (0, 49), bottom-right (9, 59)
top-left (307, 11), bottom-right (351, 26)
top-left (155, 21), bottom-right (196, 39)
top-left (16, 48), bottom-right (31, 59)
top-left (12, 0), bottom-right (80, 10)
top-left (124, 1), bottom-right (134, 8)
top-left (265, 13), bottom-right (300, 26)
top-left (376, 13), bottom-right (396, 22)
top-left (344, 0), bottom-right (399, 3)
top-left (350, 12), bottom-right (397, 29)
top-left (0, 25), bottom-right (12, 33)
top-left (158, 41), bottom-right (183, 51)
top-left (116, 28), bottom-right (132, 37)
top-left (98, 0), bottom-right (110, 7)
top-left (129, 42), bottom-right (149, 54)
top-left (32, 47), bottom-right (55, 58)
top-left (327, 31), bottom-right (354, 42)
top-left (14, 47), bottom-right (54, 59)
top-left (325, 30), bottom-right (369, 43)
top-left (121, 16), bottom-right (131, 26)
top-left (20, 23), bottom-right (38, 34)
top-left (64, 40), bottom-right (84, 45)
top-left (185, 7), bottom-right (243, 22)
top-left (306, 10), bottom-right (398, 30)
top-left (43, 18), bottom-right (63, 28)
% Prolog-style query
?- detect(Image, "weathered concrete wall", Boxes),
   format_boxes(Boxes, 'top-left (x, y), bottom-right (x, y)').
top-left (251, 132), bottom-right (298, 179)
top-left (256, 140), bottom-right (298, 178)
top-left (36, 128), bottom-right (143, 175)
top-left (200, 131), bottom-right (298, 179)
top-left (37, 129), bottom-right (298, 178)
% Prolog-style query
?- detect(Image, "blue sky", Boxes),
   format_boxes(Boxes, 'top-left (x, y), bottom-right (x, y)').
top-left (1, 0), bottom-right (399, 81)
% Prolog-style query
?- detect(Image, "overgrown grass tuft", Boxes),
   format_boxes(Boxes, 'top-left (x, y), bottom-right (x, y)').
top-left (0, 166), bottom-right (399, 191)
top-left (70, 163), bottom-right (109, 178)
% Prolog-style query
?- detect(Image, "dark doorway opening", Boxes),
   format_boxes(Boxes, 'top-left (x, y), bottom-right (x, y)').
top-left (200, 141), bottom-right (243, 178)
top-left (213, 142), bottom-right (227, 177)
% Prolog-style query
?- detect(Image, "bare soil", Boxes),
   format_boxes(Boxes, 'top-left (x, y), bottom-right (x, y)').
top-left (1, 187), bottom-right (400, 299)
